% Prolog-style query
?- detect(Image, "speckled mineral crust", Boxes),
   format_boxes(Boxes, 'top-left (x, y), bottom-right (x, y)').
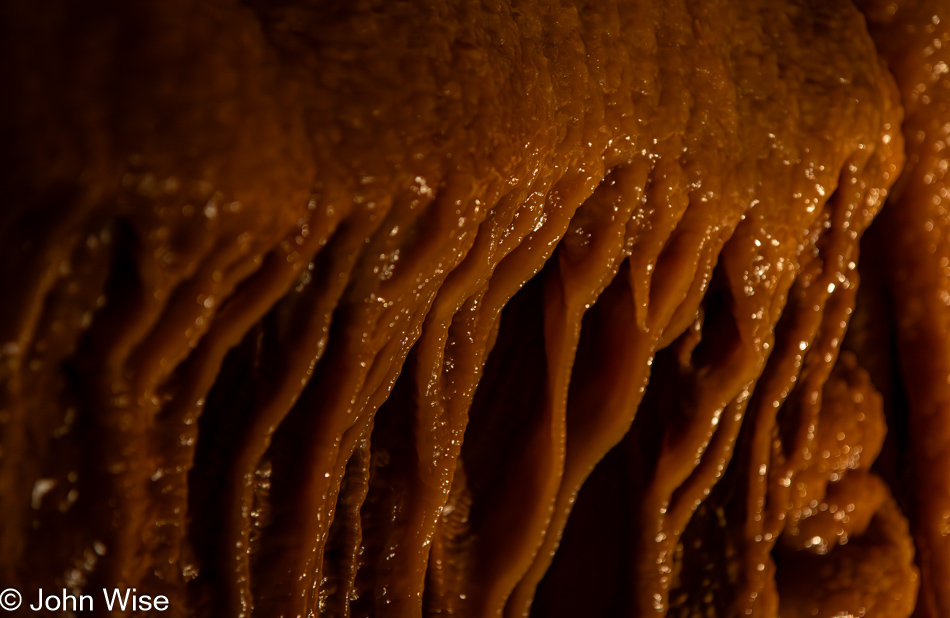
top-left (0, 0), bottom-right (943, 616)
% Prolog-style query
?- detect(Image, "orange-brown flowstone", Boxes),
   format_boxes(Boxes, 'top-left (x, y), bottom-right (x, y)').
top-left (0, 0), bottom-right (923, 617)
top-left (859, 0), bottom-right (950, 616)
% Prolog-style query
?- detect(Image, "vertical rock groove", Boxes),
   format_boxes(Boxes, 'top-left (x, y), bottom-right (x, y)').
top-left (0, 0), bottom-right (945, 617)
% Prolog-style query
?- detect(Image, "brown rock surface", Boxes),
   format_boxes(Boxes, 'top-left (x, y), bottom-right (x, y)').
top-left (0, 0), bottom-right (941, 616)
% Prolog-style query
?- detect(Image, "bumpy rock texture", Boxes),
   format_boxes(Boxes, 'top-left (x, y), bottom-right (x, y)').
top-left (0, 0), bottom-right (946, 616)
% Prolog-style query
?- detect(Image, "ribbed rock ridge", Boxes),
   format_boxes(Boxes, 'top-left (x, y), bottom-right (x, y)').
top-left (1, 0), bottom-right (943, 616)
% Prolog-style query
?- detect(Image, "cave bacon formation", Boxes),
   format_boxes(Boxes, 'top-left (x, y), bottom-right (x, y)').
top-left (1, 0), bottom-right (948, 617)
